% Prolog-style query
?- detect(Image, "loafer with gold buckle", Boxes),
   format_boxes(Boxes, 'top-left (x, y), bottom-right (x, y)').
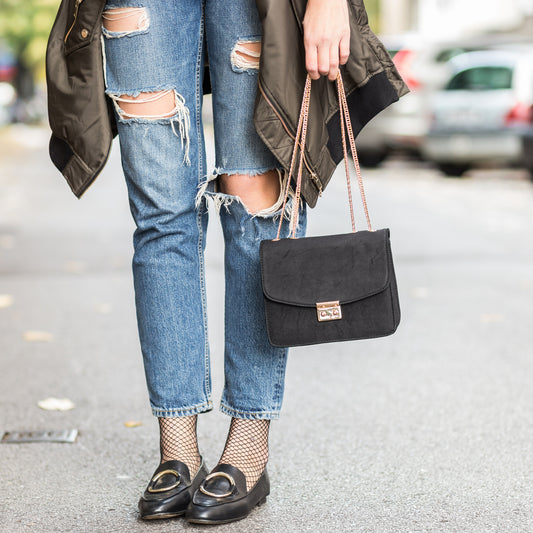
top-left (186, 463), bottom-right (269, 524)
top-left (138, 459), bottom-right (208, 519)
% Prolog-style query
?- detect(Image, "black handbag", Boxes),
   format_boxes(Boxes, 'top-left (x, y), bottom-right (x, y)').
top-left (260, 73), bottom-right (401, 347)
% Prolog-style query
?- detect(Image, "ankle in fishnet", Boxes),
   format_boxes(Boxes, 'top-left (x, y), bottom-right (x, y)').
top-left (218, 418), bottom-right (270, 492)
top-left (159, 415), bottom-right (201, 476)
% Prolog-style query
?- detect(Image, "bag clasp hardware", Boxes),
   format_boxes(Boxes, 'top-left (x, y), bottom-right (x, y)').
top-left (316, 301), bottom-right (342, 322)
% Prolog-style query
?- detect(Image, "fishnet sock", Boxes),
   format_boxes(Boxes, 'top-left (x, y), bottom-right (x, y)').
top-left (218, 418), bottom-right (270, 491)
top-left (159, 415), bottom-right (201, 476)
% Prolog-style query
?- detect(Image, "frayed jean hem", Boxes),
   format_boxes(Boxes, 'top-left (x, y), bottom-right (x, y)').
top-left (220, 403), bottom-right (281, 420)
top-left (152, 400), bottom-right (213, 418)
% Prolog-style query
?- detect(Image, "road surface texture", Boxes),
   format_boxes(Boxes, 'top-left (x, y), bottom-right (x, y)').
top-left (1, 114), bottom-right (532, 532)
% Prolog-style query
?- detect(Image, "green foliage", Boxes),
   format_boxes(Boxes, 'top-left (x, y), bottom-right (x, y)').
top-left (365, 0), bottom-right (381, 33)
top-left (0, 0), bottom-right (58, 77)
top-left (0, 0), bottom-right (381, 78)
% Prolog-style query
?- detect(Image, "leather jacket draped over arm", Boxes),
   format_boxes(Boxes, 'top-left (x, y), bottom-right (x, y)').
top-left (45, 0), bottom-right (408, 203)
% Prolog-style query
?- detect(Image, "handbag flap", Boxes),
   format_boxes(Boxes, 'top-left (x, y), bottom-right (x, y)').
top-left (260, 229), bottom-right (392, 307)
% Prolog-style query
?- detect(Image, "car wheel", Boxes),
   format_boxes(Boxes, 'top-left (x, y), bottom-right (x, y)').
top-left (355, 151), bottom-right (387, 168)
top-left (437, 163), bottom-right (470, 177)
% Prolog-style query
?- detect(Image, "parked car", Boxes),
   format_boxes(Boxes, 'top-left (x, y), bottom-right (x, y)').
top-left (0, 41), bottom-right (17, 124)
top-left (356, 34), bottom-right (533, 168)
top-left (422, 48), bottom-right (533, 176)
top-left (356, 33), bottom-right (435, 166)
top-left (522, 128), bottom-right (533, 179)
top-left (0, 82), bottom-right (16, 124)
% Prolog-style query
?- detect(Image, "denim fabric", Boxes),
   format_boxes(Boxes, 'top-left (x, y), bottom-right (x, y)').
top-left (102, 0), bottom-right (306, 419)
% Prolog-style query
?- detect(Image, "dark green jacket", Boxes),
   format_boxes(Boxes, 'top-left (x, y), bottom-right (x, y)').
top-left (255, 0), bottom-right (408, 206)
top-left (46, 0), bottom-right (408, 204)
top-left (46, 0), bottom-right (114, 198)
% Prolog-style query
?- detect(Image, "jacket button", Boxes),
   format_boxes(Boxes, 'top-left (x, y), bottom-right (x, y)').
top-left (81, 29), bottom-right (89, 38)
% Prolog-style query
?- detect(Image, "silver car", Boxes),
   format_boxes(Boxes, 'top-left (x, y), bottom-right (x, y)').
top-left (355, 35), bottom-right (533, 168)
top-left (355, 34), bottom-right (447, 167)
top-left (522, 130), bottom-right (533, 180)
top-left (422, 49), bottom-right (533, 176)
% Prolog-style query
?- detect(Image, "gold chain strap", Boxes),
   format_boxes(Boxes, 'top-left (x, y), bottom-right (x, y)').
top-left (337, 74), bottom-right (372, 232)
top-left (275, 72), bottom-right (372, 241)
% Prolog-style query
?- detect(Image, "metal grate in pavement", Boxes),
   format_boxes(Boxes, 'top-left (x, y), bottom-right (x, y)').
top-left (1, 429), bottom-right (78, 443)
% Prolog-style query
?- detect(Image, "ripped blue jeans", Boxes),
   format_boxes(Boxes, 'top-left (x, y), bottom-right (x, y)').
top-left (102, 0), bottom-right (306, 419)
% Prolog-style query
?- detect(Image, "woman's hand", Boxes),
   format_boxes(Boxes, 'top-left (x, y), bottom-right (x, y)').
top-left (303, 0), bottom-right (350, 81)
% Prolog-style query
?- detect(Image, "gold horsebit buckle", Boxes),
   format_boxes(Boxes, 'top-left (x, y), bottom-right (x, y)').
top-left (199, 471), bottom-right (236, 499)
top-left (316, 301), bottom-right (342, 322)
top-left (147, 469), bottom-right (182, 493)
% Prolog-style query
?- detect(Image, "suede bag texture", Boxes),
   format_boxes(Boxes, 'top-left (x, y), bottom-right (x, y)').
top-left (260, 228), bottom-right (400, 347)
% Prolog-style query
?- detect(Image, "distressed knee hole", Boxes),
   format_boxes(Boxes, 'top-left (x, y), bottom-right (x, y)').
top-left (102, 7), bottom-right (149, 37)
top-left (197, 169), bottom-right (290, 218)
top-left (231, 40), bottom-right (261, 72)
top-left (109, 89), bottom-right (191, 164)
top-left (111, 90), bottom-right (177, 119)
top-left (218, 170), bottom-right (280, 214)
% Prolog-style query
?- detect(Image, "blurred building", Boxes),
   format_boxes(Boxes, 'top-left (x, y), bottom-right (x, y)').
top-left (381, 0), bottom-right (533, 37)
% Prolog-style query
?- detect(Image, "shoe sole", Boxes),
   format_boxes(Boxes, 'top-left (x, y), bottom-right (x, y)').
top-left (186, 497), bottom-right (267, 525)
top-left (141, 511), bottom-right (185, 520)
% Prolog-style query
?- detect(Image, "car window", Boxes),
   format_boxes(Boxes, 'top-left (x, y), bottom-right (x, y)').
top-left (447, 66), bottom-right (513, 91)
top-left (436, 48), bottom-right (470, 63)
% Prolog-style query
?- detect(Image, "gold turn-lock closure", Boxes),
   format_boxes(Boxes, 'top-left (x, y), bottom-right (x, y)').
top-left (316, 301), bottom-right (342, 322)
top-left (81, 29), bottom-right (89, 39)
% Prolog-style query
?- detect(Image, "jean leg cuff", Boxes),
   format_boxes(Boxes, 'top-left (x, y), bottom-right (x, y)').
top-left (219, 402), bottom-right (281, 420)
top-left (152, 400), bottom-right (213, 418)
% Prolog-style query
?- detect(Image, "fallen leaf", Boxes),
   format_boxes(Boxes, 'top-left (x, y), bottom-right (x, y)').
top-left (24, 330), bottom-right (54, 342)
top-left (412, 287), bottom-right (429, 299)
top-left (111, 256), bottom-right (125, 268)
top-left (124, 421), bottom-right (143, 428)
top-left (37, 398), bottom-right (76, 411)
top-left (0, 295), bottom-right (14, 309)
top-left (0, 235), bottom-right (15, 250)
top-left (9, 123), bottom-right (50, 149)
top-left (64, 260), bottom-right (87, 274)
top-left (480, 314), bottom-right (504, 323)
top-left (97, 303), bottom-right (113, 314)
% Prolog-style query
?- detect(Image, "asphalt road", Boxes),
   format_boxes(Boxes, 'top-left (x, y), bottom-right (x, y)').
top-left (1, 120), bottom-right (532, 533)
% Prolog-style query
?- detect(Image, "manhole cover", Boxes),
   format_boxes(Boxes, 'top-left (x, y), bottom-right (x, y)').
top-left (1, 429), bottom-right (78, 443)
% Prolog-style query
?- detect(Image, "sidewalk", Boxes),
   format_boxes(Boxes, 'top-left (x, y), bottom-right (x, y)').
top-left (1, 123), bottom-right (533, 532)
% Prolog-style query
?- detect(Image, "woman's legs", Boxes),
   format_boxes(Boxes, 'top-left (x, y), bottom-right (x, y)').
top-left (159, 416), bottom-right (201, 474)
top-left (217, 171), bottom-right (279, 492)
top-left (103, 0), bottom-right (306, 519)
top-left (102, 0), bottom-right (209, 475)
top-left (218, 418), bottom-right (270, 491)
top-left (219, 170), bottom-right (281, 213)
top-left (202, 0), bottom-right (307, 491)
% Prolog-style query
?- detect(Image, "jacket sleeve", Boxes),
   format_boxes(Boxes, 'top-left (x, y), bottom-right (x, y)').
top-left (46, 0), bottom-right (116, 198)
top-left (254, 0), bottom-right (408, 207)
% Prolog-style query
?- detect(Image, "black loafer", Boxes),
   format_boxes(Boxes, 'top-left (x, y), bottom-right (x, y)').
top-left (138, 459), bottom-right (208, 519)
top-left (186, 463), bottom-right (269, 525)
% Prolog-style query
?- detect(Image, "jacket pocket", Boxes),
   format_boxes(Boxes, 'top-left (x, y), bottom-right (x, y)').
top-left (64, 0), bottom-right (102, 55)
